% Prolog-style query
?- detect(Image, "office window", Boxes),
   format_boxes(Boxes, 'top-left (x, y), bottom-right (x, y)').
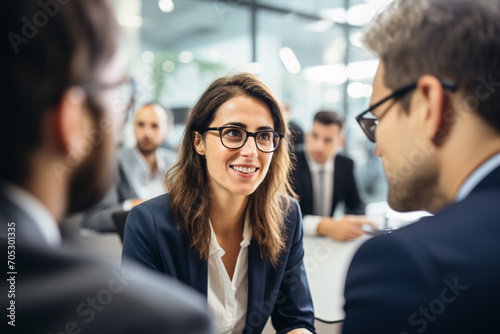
top-left (113, 0), bottom-right (392, 202)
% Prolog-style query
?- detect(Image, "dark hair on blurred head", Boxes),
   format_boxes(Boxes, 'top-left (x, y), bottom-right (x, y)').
top-left (314, 110), bottom-right (345, 130)
top-left (166, 73), bottom-right (296, 267)
top-left (0, 0), bottom-right (118, 185)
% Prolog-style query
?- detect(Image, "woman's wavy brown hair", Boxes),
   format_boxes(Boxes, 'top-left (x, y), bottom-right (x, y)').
top-left (166, 73), bottom-right (296, 267)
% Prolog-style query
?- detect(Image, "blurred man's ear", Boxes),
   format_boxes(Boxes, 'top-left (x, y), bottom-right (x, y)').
top-left (338, 134), bottom-right (346, 148)
top-left (155, 105), bottom-right (169, 142)
top-left (305, 131), bottom-right (311, 144)
top-left (160, 124), bottom-right (169, 142)
top-left (53, 87), bottom-right (91, 165)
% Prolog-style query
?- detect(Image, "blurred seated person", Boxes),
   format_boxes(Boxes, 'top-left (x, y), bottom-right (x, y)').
top-left (82, 102), bottom-right (176, 232)
top-left (292, 111), bottom-right (375, 241)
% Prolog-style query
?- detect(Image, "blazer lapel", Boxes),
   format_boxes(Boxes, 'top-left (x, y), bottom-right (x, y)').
top-left (331, 155), bottom-right (342, 216)
top-left (245, 241), bottom-right (267, 327)
top-left (298, 150), bottom-right (314, 215)
top-left (184, 241), bottom-right (208, 296)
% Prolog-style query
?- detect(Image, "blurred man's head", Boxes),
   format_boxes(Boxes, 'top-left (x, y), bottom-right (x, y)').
top-left (1, 0), bottom-right (124, 217)
top-left (361, 0), bottom-right (500, 213)
top-left (306, 111), bottom-right (345, 164)
top-left (133, 103), bottom-right (169, 156)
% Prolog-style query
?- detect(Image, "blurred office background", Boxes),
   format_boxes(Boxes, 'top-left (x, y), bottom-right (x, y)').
top-left (112, 0), bottom-right (391, 204)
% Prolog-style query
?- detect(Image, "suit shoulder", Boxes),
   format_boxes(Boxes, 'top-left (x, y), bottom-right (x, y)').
top-left (279, 194), bottom-right (299, 210)
top-left (141, 192), bottom-right (171, 208)
top-left (282, 196), bottom-right (302, 226)
top-left (406, 190), bottom-right (500, 241)
top-left (17, 243), bottom-right (213, 333)
top-left (335, 152), bottom-right (354, 164)
top-left (130, 193), bottom-right (177, 229)
top-left (289, 196), bottom-right (300, 211)
top-left (348, 229), bottom-right (438, 293)
top-left (353, 195), bottom-right (500, 275)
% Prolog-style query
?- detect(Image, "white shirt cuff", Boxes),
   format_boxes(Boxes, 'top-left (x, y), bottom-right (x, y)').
top-left (122, 199), bottom-right (133, 211)
top-left (303, 215), bottom-right (322, 235)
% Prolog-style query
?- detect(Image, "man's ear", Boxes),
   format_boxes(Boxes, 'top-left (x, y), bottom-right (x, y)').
top-left (53, 87), bottom-right (90, 162)
top-left (338, 134), bottom-right (346, 148)
top-left (162, 127), bottom-right (170, 142)
top-left (156, 107), bottom-right (169, 142)
top-left (414, 75), bottom-right (448, 142)
top-left (159, 125), bottom-right (169, 142)
top-left (192, 131), bottom-right (206, 156)
top-left (304, 132), bottom-right (311, 144)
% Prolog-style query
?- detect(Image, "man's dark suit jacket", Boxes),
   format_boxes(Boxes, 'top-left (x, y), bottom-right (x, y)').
top-left (122, 194), bottom-right (316, 334)
top-left (343, 166), bottom-right (500, 334)
top-left (0, 186), bottom-right (215, 334)
top-left (292, 145), bottom-right (365, 217)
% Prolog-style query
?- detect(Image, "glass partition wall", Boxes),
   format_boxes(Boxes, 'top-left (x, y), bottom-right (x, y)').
top-left (113, 0), bottom-right (393, 203)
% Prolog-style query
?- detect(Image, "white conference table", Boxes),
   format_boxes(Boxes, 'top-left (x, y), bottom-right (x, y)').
top-left (303, 234), bottom-right (369, 323)
top-left (303, 203), bottom-right (432, 323)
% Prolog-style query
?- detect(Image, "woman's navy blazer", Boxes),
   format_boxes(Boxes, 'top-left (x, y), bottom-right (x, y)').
top-left (122, 193), bottom-right (316, 334)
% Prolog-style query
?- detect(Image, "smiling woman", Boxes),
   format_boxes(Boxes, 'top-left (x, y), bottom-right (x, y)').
top-left (122, 73), bottom-right (316, 334)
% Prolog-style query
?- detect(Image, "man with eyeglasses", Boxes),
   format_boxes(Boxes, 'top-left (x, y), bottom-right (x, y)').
top-left (343, 0), bottom-right (500, 333)
top-left (0, 1), bottom-right (213, 333)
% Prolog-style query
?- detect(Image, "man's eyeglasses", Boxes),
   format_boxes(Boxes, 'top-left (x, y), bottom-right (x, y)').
top-left (355, 80), bottom-right (457, 143)
top-left (203, 126), bottom-right (284, 153)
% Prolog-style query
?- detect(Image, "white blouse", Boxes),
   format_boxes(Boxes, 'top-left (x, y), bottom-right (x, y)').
top-left (207, 215), bottom-right (252, 334)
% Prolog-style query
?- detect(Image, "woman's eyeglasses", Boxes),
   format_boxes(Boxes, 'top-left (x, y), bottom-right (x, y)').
top-left (203, 126), bottom-right (284, 153)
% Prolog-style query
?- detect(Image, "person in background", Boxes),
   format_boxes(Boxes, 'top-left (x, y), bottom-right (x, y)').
top-left (292, 111), bottom-right (375, 241)
top-left (343, 0), bottom-right (500, 333)
top-left (0, 1), bottom-right (214, 333)
top-left (82, 102), bottom-right (176, 232)
top-left (122, 73), bottom-right (316, 334)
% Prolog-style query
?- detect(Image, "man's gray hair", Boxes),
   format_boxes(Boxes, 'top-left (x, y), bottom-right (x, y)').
top-left (363, 0), bottom-right (500, 132)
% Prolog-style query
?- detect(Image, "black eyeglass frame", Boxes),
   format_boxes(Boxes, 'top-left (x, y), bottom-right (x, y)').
top-left (355, 80), bottom-right (457, 143)
top-left (204, 126), bottom-right (285, 153)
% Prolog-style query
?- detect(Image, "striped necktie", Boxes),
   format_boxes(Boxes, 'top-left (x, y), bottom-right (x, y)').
top-left (316, 169), bottom-right (326, 216)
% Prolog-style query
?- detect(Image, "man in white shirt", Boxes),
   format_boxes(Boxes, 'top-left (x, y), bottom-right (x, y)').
top-left (0, 1), bottom-right (213, 333)
top-left (292, 111), bottom-right (375, 241)
top-left (83, 103), bottom-right (177, 232)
